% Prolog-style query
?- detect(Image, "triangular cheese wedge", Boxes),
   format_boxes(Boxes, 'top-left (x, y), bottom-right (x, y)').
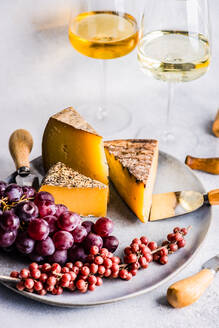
top-left (104, 139), bottom-right (159, 222)
top-left (40, 162), bottom-right (108, 217)
top-left (42, 107), bottom-right (109, 185)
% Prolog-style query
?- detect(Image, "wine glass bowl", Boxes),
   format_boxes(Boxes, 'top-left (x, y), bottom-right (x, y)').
top-left (69, 11), bottom-right (138, 60)
top-left (138, 30), bottom-right (210, 83)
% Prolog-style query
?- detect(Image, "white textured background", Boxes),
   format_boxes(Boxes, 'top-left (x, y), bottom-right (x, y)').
top-left (0, 1), bottom-right (219, 327)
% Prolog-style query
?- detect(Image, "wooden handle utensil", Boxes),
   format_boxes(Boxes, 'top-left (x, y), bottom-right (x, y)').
top-left (167, 269), bottom-right (215, 308)
top-left (185, 156), bottom-right (219, 175)
top-left (9, 129), bottom-right (33, 171)
top-left (207, 189), bottom-right (219, 205)
top-left (212, 110), bottom-right (219, 137)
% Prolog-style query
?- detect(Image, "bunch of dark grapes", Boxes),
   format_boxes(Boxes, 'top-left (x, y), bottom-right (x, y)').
top-left (10, 227), bottom-right (190, 295)
top-left (0, 182), bottom-right (119, 263)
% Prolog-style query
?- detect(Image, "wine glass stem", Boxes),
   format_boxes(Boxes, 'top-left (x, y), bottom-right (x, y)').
top-left (164, 82), bottom-right (174, 139)
top-left (97, 60), bottom-right (107, 120)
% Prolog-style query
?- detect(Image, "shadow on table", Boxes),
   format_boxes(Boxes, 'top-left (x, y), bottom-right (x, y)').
top-left (156, 295), bottom-right (172, 309)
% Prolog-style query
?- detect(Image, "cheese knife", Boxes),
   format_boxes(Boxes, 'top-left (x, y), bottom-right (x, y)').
top-left (7, 129), bottom-right (39, 189)
top-left (167, 254), bottom-right (219, 308)
top-left (150, 189), bottom-right (219, 221)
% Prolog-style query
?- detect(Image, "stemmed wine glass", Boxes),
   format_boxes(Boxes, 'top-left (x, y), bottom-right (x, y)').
top-left (137, 0), bottom-right (211, 152)
top-left (69, 0), bottom-right (141, 136)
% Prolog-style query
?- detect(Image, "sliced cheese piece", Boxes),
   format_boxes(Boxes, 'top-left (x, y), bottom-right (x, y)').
top-left (104, 139), bottom-right (159, 223)
top-left (150, 192), bottom-right (177, 221)
top-left (40, 162), bottom-right (108, 217)
top-left (42, 107), bottom-right (109, 185)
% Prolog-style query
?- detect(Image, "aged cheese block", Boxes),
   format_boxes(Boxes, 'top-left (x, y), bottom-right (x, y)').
top-left (40, 162), bottom-right (108, 217)
top-left (104, 139), bottom-right (159, 222)
top-left (42, 107), bottom-right (109, 185)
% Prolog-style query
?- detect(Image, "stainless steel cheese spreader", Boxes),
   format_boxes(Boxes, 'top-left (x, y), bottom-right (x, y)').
top-left (7, 129), bottom-right (39, 189)
top-left (167, 254), bottom-right (219, 308)
top-left (150, 189), bottom-right (219, 221)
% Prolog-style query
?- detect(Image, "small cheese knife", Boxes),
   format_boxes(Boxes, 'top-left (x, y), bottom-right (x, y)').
top-left (7, 129), bottom-right (39, 189)
top-left (167, 254), bottom-right (219, 308)
top-left (150, 189), bottom-right (219, 221)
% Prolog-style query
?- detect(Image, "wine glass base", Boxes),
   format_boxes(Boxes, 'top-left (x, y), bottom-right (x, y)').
top-left (136, 124), bottom-right (198, 158)
top-left (77, 104), bottom-right (132, 137)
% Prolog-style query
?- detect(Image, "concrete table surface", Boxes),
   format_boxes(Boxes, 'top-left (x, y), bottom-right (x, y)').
top-left (0, 1), bottom-right (219, 327)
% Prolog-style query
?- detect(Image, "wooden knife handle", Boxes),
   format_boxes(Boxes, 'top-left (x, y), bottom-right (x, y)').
top-left (212, 110), bottom-right (219, 137)
top-left (9, 129), bottom-right (33, 170)
top-left (167, 269), bottom-right (215, 308)
top-left (208, 189), bottom-right (219, 205)
top-left (185, 156), bottom-right (219, 175)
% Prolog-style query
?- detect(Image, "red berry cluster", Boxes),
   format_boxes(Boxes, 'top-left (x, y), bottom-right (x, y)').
top-left (151, 226), bottom-right (188, 264)
top-left (11, 226), bottom-right (190, 295)
top-left (120, 226), bottom-right (189, 272)
top-left (11, 260), bottom-right (105, 295)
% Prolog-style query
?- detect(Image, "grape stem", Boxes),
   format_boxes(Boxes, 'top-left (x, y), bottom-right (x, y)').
top-left (152, 225), bottom-right (192, 254)
top-left (0, 195), bottom-right (34, 212)
top-left (0, 275), bottom-right (20, 283)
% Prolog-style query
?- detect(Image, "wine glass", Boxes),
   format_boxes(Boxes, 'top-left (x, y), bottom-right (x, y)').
top-left (68, 0), bottom-right (141, 136)
top-left (137, 0), bottom-right (211, 153)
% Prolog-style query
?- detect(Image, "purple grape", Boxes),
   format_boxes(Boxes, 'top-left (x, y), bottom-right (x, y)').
top-left (103, 235), bottom-right (119, 253)
top-left (15, 231), bottom-right (35, 254)
top-left (52, 231), bottom-right (74, 250)
top-left (55, 204), bottom-right (68, 218)
top-left (28, 218), bottom-right (49, 241)
top-left (37, 200), bottom-right (56, 218)
top-left (0, 229), bottom-right (17, 247)
top-left (15, 201), bottom-right (38, 222)
top-left (93, 217), bottom-right (114, 237)
top-left (35, 236), bottom-right (55, 256)
top-left (5, 184), bottom-right (23, 202)
top-left (48, 249), bottom-right (67, 265)
top-left (34, 191), bottom-right (54, 205)
top-left (57, 211), bottom-right (81, 232)
top-left (68, 245), bottom-right (87, 263)
top-left (0, 181), bottom-right (7, 198)
top-left (71, 225), bottom-right (88, 244)
top-left (83, 232), bottom-right (103, 253)
top-left (22, 186), bottom-right (36, 199)
top-left (0, 210), bottom-right (20, 232)
top-left (82, 220), bottom-right (94, 234)
top-left (29, 252), bottom-right (44, 262)
top-left (43, 215), bottom-right (58, 234)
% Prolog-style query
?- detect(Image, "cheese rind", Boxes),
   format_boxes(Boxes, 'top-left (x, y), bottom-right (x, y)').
top-left (104, 139), bottom-right (159, 222)
top-left (42, 107), bottom-right (109, 185)
top-left (40, 162), bottom-right (108, 217)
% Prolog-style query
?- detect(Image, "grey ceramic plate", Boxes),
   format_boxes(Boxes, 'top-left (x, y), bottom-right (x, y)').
top-left (0, 152), bottom-right (211, 307)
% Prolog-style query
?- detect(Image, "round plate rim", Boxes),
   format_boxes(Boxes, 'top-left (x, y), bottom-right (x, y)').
top-left (1, 151), bottom-right (212, 308)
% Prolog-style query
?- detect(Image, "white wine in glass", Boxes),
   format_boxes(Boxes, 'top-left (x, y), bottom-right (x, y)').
top-left (137, 0), bottom-right (211, 153)
top-left (138, 30), bottom-right (210, 82)
top-left (69, 2), bottom-right (141, 136)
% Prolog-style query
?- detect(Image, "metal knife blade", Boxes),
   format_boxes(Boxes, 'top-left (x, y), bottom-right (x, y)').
top-left (202, 254), bottom-right (219, 273)
top-left (149, 190), bottom-right (208, 221)
top-left (6, 169), bottom-right (40, 189)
